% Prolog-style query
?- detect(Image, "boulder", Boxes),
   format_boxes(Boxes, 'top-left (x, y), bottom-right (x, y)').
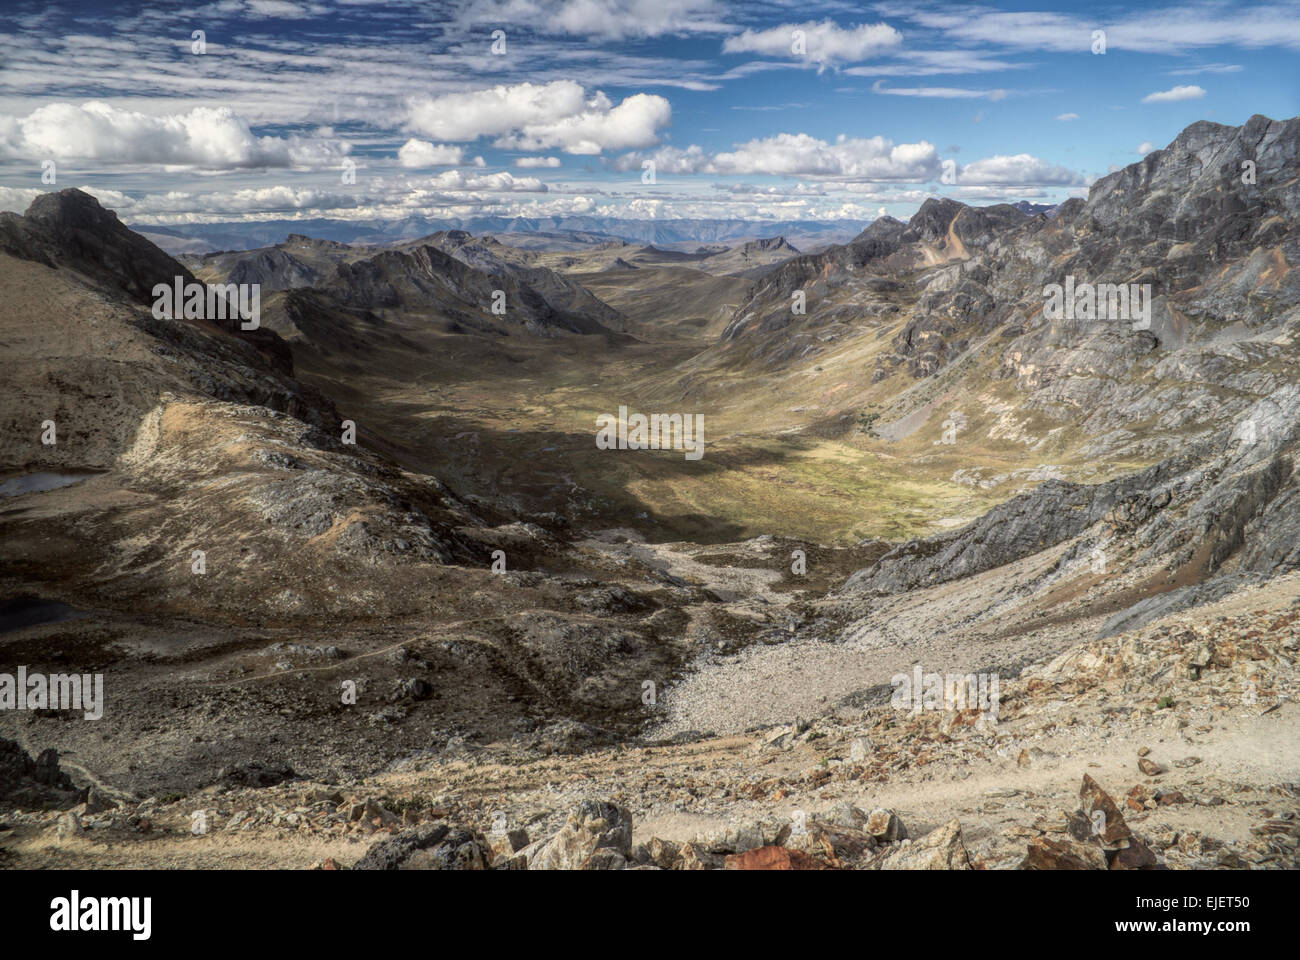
top-left (875, 819), bottom-right (971, 870)
top-left (521, 800), bottom-right (632, 870)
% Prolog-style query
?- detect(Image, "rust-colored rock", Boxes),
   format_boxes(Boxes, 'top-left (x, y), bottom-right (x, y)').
top-left (724, 845), bottom-right (829, 870)
top-left (1019, 837), bottom-right (1107, 870)
top-left (1079, 774), bottom-right (1132, 845)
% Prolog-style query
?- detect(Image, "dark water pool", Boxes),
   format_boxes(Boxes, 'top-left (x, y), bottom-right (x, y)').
top-left (0, 596), bottom-right (92, 633)
top-left (0, 472), bottom-right (94, 498)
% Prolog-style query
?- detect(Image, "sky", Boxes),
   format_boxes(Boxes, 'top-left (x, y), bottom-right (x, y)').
top-left (0, 0), bottom-right (1297, 228)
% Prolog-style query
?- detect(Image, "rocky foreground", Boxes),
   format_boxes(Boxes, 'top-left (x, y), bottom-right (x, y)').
top-left (3, 573), bottom-right (1295, 870)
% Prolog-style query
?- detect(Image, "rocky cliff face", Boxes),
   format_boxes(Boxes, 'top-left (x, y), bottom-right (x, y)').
top-left (715, 199), bottom-right (1031, 368)
top-left (836, 115), bottom-right (1300, 635)
top-left (843, 381), bottom-right (1300, 624)
top-left (880, 115), bottom-right (1300, 450)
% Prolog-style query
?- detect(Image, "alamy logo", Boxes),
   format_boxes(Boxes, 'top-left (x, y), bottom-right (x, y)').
top-left (0, 667), bottom-right (103, 719)
top-left (595, 406), bottom-right (704, 461)
top-left (1042, 277), bottom-right (1151, 330)
top-left (152, 276), bottom-right (260, 330)
top-left (50, 891), bottom-right (150, 940)
top-left (891, 664), bottom-right (1000, 720)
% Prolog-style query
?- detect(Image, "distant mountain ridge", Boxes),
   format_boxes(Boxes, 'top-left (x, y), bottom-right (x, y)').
top-left (184, 229), bottom-right (628, 339)
top-left (134, 215), bottom-right (869, 255)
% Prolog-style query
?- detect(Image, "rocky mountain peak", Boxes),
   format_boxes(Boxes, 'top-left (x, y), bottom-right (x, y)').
top-left (25, 187), bottom-right (122, 230)
top-left (741, 236), bottom-right (796, 253)
top-left (0, 188), bottom-right (195, 307)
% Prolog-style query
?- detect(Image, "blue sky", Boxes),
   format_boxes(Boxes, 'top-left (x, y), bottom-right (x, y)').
top-left (0, 0), bottom-right (1297, 227)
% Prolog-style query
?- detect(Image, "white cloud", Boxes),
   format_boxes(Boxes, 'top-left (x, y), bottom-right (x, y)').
top-left (957, 154), bottom-right (1086, 186)
top-left (0, 185), bottom-right (42, 213)
top-left (881, 5), bottom-right (1300, 54)
top-left (397, 139), bottom-right (471, 167)
top-left (82, 184), bottom-right (366, 217)
top-left (405, 81), bottom-right (670, 154)
top-left (615, 133), bottom-right (941, 180)
top-left (1137, 141), bottom-right (1155, 155)
top-left (1167, 63), bottom-right (1241, 75)
top-left (844, 48), bottom-right (1027, 77)
top-left (242, 0), bottom-right (326, 18)
top-left (1056, 112), bottom-right (1078, 121)
top-left (68, 180), bottom-right (595, 226)
top-left (872, 81), bottom-right (1006, 99)
top-left (429, 170), bottom-right (548, 192)
top-left (514, 156), bottom-right (562, 168)
top-left (452, 0), bottom-right (732, 40)
top-left (1141, 84), bottom-right (1206, 103)
top-left (722, 20), bottom-right (902, 65)
top-left (0, 101), bottom-right (348, 169)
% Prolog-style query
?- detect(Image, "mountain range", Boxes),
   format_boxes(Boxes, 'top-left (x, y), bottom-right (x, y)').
top-left (138, 216), bottom-right (868, 258)
top-left (0, 114), bottom-right (1297, 871)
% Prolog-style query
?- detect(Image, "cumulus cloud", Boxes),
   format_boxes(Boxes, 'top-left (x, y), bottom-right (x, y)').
top-left (507, 195), bottom-right (596, 215)
top-left (722, 20), bottom-right (902, 65)
top-left (1141, 84), bottom-right (1206, 103)
top-left (80, 184), bottom-right (366, 218)
top-left (615, 133), bottom-right (941, 180)
top-left (64, 180), bottom-right (597, 226)
top-left (956, 154), bottom-right (1086, 186)
top-left (0, 185), bottom-right (43, 214)
top-left (1137, 141), bottom-right (1155, 155)
top-left (429, 170), bottom-right (548, 192)
top-left (405, 81), bottom-right (670, 154)
top-left (514, 156), bottom-right (562, 168)
top-left (397, 139), bottom-right (479, 167)
top-left (0, 101), bottom-right (349, 169)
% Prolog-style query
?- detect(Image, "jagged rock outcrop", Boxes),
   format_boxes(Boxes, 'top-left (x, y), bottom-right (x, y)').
top-left (0, 739), bottom-right (78, 807)
top-left (517, 800), bottom-right (633, 869)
